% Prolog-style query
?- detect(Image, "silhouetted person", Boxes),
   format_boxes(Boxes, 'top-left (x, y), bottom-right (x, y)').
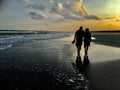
top-left (84, 28), bottom-right (91, 56)
top-left (72, 26), bottom-right (84, 57)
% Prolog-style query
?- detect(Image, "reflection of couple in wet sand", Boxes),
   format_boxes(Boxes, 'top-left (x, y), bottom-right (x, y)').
top-left (72, 26), bottom-right (91, 64)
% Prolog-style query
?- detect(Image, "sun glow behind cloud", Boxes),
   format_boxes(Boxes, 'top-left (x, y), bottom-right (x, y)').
top-left (105, 0), bottom-right (120, 15)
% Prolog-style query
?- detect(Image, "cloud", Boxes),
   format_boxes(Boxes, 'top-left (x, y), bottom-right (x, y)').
top-left (106, 15), bottom-right (120, 22)
top-left (17, 0), bottom-right (32, 7)
top-left (18, 0), bottom-right (102, 22)
top-left (18, 0), bottom-right (31, 4)
top-left (50, 0), bottom-right (102, 21)
top-left (49, 0), bottom-right (54, 3)
top-left (106, 15), bottom-right (120, 19)
top-left (29, 3), bottom-right (46, 10)
top-left (29, 12), bottom-right (47, 20)
top-left (106, 15), bottom-right (117, 19)
top-left (73, 0), bottom-right (88, 15)
top-left (18, 0), bottom-right (46, 10)
top-left (115, 19), bottom-right (120, 22)
top-left (84, 14), bottom-right (102, 20)
top-left (18, 0), bottom-right (31, 3)
top-left (50, 2), bottom-right (84, 20)
top-left (107, 23), bottom-right (113, 26)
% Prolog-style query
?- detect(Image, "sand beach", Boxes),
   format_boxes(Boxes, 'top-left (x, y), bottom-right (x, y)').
top-left (0, 32), bottom-right (120, 90)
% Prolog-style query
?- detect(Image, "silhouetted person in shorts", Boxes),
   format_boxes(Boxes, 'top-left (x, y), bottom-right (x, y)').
top-left (72, 26), bottom-right (84, 57)
top-left (84, 28), bottom-right (91, 56)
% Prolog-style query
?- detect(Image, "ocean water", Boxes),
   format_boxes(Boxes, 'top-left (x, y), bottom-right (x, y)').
top-left (0, 30), bottom-right (119, 51)
top-left (0, 30), bottom-right (71, 50)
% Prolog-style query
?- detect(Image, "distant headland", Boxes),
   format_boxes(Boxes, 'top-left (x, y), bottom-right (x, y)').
top-left (91, 30), bottom-right (120, 33)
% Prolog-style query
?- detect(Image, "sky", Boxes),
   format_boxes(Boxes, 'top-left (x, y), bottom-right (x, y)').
top-left (0, 0), bottom-right (120, 31)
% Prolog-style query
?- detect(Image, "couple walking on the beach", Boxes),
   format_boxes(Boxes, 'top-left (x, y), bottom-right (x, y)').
top-left (72, 26), bottom-right (91, 58)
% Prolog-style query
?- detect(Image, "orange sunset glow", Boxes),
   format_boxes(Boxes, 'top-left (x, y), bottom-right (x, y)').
top-left (0, 0), bottom-right (120, 31)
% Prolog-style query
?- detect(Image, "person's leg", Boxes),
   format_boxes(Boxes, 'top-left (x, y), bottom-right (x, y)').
top-left (84, 46), bottom-right (86, 55)
top-left (84, 46), bottom-right (88, 56)
top-left (85, 46), bottom-right (89, 56)
top-left (77, 46), bottom-right (81, 57)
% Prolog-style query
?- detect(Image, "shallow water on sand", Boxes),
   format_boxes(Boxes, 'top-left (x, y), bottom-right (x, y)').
top-left (0, 33), bottom-right (120, 90)
top-left (88, 43), bottom-right (120, 63)
top-left (0, 38), bottom-right (89, 90)
top-left (59, 34), bottom-right (120, 63)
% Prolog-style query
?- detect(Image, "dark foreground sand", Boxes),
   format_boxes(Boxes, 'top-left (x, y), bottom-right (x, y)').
top-left (85, 59), bottom-right (120, 90)
top-left (0, 36), bottom-right (89, 90)
top-left (0, 34), bottom-right (120, 90)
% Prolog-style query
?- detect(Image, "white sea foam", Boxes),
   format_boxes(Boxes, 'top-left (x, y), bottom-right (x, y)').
top-left (91, 37), bottom-right (96, 40)
top-left (0, 32), bottom-right (71, 50)
top-left (0, 44), bottom-right (13, 50)
top-left (0, 31), bottom-right (96, 51)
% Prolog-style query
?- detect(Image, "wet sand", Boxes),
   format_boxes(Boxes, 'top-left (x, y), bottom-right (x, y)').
top-left (0, 34), bottom-right (120, 90)
top-left (0, 36), bottom-right (89, 90)
top-left (84, 59), bottom-right (120, 90)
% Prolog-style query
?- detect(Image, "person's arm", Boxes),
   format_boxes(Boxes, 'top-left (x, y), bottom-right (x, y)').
top-left (90, 33), bottom-right (92, 42)
top-left (72, 32), bottom-right (77, 44)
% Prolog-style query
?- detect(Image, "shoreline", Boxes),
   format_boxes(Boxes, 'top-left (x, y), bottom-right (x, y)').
top-left (0, 36), bottom-right (89, 90)
top-left (0, 35), bottom-right (120, 90)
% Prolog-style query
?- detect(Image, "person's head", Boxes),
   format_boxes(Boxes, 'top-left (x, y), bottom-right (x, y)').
top-left (79, 26), bottom-right (83, 30)
top-left (85, 28), bottom-right (89, 32)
